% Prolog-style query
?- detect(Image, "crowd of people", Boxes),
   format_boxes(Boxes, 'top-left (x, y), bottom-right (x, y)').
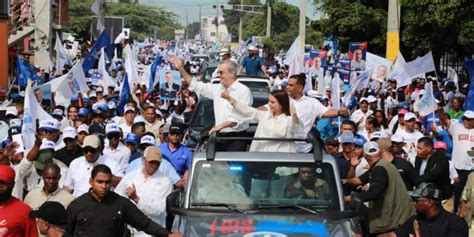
top-left (0, 34), bottom-right (473, 237)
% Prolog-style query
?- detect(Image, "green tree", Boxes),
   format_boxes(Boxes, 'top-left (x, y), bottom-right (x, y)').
top-left (312, 0), bottom-right (387, 55)
top-left (224, 1), bottom-right (323, 50)
top-left (312, 0), bottom-right (473, 64)
top-left (186, 22), bottom-right (200, 39)
top-left (69, 0), bottom-right (181, 41)
top-left (400, 0), bottom-right (473, 64)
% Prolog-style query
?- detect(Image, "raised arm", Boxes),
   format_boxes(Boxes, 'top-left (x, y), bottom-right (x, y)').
top-left (438, 107), bottom-right (450, 128)
top-left (170, 56), bottom-right (193, 86)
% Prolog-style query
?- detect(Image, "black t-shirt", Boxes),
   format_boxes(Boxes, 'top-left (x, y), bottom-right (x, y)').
top-left (392, 157), bottom-right (421, 191)
top-left (395, 209), bottom-right (468, 237)
top-left (55, 146), bottom-right (83, 167)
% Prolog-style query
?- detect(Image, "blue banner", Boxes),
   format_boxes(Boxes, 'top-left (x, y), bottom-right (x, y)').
top-left (463, 59), bottom-right (474, 111)
top-left (117, 73), bottom-right (131, 116)
top-left (82, 31), bottom-right (111, 75)
top-left (16, 56), bottom-right (39, 88)
top-left (148, 54), bottom-right (162, 93)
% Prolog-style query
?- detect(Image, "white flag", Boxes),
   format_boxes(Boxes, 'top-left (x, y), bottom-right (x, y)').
top-left (91, 0), bottom-right (104, 31)
top-left (54, 32), bottom-right (72, 76)
top-left (98, 49), bottom-right (115, 95)
top-left (404, 51), bottom-right (436, 79)
top-left (332, 73), bottom-right (341, 110)
top-left (55, 61), bottom-right (89, 102)
top-left (123, 45), bottom-right (139, 91)
top-left (283, 35), bottom-right (305, 78)
top-left (342, 68), bottom-right (373, 107)
top-left (414, 82), bottom-right (436, 117)
top-left (22, 80), bottom-right (54, 153)
top-left (447, 67), bottom-right (460, 93)
top-left (388, 52), bottom-right (409, 88)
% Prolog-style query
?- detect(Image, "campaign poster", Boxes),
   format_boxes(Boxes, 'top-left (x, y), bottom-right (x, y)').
top-left (336, 59), bottom-right (351, 84)
top-left (33, 83), bottom-right (52, 100)
top-left (366, 52), bottom-right (392, 83)
top-left (323, 38), bottom-right (338, 65)
top-left (349, 42), bottom-right (368, 72)
top-left (159, 70), bottom-right (181, 100)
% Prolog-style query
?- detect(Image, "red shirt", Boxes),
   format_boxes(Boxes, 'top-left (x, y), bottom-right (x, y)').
top-left (0, 197), bottom-right (38, 237)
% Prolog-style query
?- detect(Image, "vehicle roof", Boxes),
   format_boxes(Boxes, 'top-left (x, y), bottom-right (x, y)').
top-left (211, 78), bottom-right (270, 85)
top-left (192, 151), bottom-right (337, 166)
top-left (192, 54), bottom-right (210, 57)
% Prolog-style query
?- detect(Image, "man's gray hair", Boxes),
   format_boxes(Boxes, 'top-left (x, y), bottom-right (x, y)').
top-left (220, 60), bottom-right (239, 77)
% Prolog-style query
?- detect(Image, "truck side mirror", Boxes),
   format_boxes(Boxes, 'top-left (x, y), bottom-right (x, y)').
top-left (166, 189), bottom-right (184, 213)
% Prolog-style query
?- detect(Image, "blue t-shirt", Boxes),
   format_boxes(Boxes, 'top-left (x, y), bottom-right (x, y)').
top-left (159, 143), bottom-right (193, 177)
top-left (241, 55), bottom-right (264, 76)
top-left (126, 157), bottom-right (181, 184)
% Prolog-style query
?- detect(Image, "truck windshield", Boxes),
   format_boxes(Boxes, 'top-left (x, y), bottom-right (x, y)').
top-left (190, 161), bottom-right (340, 211)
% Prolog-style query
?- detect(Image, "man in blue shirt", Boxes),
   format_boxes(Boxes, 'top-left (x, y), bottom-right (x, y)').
top-left (240, 46), bottom-right (266, 77)
top-left (159, 125), bottom-right (193, 181)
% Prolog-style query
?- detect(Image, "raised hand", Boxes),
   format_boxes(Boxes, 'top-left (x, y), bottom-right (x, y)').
top-left (221, 88), bottom-right (231, 101)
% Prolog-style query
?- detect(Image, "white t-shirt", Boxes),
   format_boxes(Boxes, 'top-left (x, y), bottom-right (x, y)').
top-left (448, 120), bottom-right (474, 170)
top-left (394, 128), bottom-right (423, 165)
top-left (351, 109), bottom-right (373, 134)
top-left (291, 96), bottom-right (329, 152)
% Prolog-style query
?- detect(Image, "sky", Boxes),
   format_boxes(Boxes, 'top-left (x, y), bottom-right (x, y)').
top-left (138, 0), bottom-right (318, 25)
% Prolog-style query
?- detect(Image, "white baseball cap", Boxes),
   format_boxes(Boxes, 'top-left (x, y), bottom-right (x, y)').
top-left (39, 120), bottom-right (60, 132)
top-left (360, 97), bottom-right (369, 103)
top-left (140, 135), bottom-right (156, 146)
top-left (105, 123), bottom-right (121, 135)
top-left (363, 141), bottom-right (381, 157)
top-left (124, 105), bottom-right (135, 113)
top-left (404, 112), bottom-right (417, 122)
top-left (367, 95), bottom-right (377, 103)
top-left (9, 118), bottom-right (21, 128)
top-left (39, 139), bottom-right (56, 151)
top-left (463, 110), bottom-right (474, 119)
top-left (63, 127), bottom-right (77, 140)
top-left (5, 106), bottom-right (18, 117)
top-left (77, 124), bottom-right (89, 134)
top-left (390, 134), bottom-right (404, 143)
top-left (133, 116), bottom-right (146, 125)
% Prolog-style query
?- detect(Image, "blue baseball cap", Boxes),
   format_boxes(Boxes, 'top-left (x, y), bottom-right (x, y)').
top-left (124, 133), bottom-right (139, 145)
top-left (78, 108), bottom-right (89, 117)
top-left (340, 131), bottom-right (355, 144)
top-left (99, 103), bottom-right (109, 111)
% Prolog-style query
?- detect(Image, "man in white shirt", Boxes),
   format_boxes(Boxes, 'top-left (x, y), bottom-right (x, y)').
top-left (171, 56), bottom-right (252, 151)
top-left (351, 97), bottom-right (374, 134)
top-left (103, 123), bottom-right (131, 187)
top-left (440, 109), bottom-right (474, 212)
top-left (119, 105), bottom-right (136, 136)
top-left (64, 135), bottom-right (107, 197)
top-left (115, 146), bottom-right (172, 236)
top-left (394, 112), bottom-right (423, 165)
top-left (285, 74), bottom-right (349, 153)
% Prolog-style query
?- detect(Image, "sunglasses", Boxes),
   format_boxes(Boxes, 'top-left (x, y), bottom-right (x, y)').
top-left (84, 147), bottom-right (97, 154)
top-left (107, 135), bottom-right (120, 140)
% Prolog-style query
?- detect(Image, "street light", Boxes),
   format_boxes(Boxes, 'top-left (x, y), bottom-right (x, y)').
top-left (212, 4), bottom-right (224, 43)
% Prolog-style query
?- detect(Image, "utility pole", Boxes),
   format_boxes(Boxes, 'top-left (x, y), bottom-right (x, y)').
top-left (0, 1), bottom-right (8, 89)
top-left (386, 0), bottom-right (400, 61)
top-left (185, 11), bottom-right (188, 40)
top-left (239, 0), bottom-right (243, 43)
top-left (298, 0), bottom-right (306, 47)
top-left (266, 1), bottom-right (271, 38)
top-left (100, 0), bottom-right (106, 33)
top-left (199, 4), bottom-right (202, 40)
top-left (216, 0), bottom-right (219, 43)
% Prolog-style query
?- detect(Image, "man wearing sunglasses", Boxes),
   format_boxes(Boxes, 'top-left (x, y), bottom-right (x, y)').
top-left (439, 109), bottom-right (474, 212)
top-left (64, 135), bottom-right (108, 197)
top-left (396, 183), bottom-right (468, 237)
top-left (103, 123), bottom-right (131, 187)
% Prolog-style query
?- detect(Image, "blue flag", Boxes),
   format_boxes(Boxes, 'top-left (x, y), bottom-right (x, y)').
top-left (116, 73), bottom-right (131, 116)
top-left (16, 56), bottom-right (38, 88)
top-left (82, 31), bottom-right (111, 75)
top-left (148, 54), bottom-right (162, 93)
top-left (463, 59), bottom-right (474, 111)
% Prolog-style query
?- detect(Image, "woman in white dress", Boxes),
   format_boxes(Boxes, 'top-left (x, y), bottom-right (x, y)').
top-left (220, 89), bottom-right (305, 152)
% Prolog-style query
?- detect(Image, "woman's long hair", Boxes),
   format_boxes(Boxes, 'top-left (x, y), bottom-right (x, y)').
top-left (271, 89), bottom-right (291, 116)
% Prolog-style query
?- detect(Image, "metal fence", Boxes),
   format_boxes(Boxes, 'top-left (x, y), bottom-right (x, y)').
top-left (440, 51), bottom-right (467, 78)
